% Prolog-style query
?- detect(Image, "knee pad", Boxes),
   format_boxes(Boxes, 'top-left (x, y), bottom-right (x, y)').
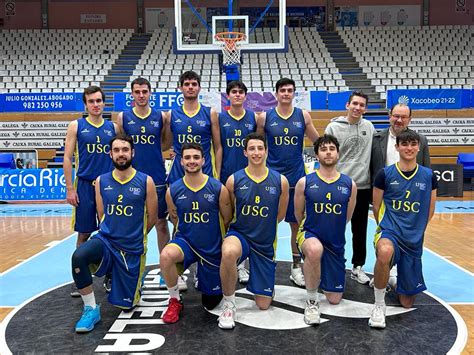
top-left (201, 293), bottom-right (223, 310)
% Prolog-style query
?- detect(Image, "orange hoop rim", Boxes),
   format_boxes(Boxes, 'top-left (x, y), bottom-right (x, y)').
top-left (214, 31), bottom-right (246, 42)
top-left (214, 31), bottom-right (246, 50)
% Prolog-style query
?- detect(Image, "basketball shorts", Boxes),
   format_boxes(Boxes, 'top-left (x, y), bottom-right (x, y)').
top-left (156, 184), bottom-right (168, 219)
top-left (284, 187), bottom-right (297, 223)
top-left (297, 230), bottom-right (346, 293)
top-left (376, 231), bottom-right (426, 296)
top-left (168, 236), bottom-right (222, 296)
top-left (91, 233), bottom-right (145, 309)
top-left (227, 230), bottom-right (277, 298)
top-left (73, 177), bottom-right (99, 233)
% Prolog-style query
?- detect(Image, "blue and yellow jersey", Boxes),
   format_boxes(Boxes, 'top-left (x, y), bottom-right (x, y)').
top-left (168, 104), bottom-right (215, 183)
top-left (300, 171), bottom-right (352, 253)
top-left (75, 117), bottom-right (115, 180)
top-left (170, 175), bottom-right (224, 259)
top-left (229, 168), bottom-right (282, 258)
top-left (219, 109), bottom-right (256, 184)
top-left (122, 108), bottom-right (166, 186)
top-left (264, 107), bottom-right (305, 186)
top-left (375, 163), bottom-right (434, 255)
top-left (98, 169), bottom-right (148, 255)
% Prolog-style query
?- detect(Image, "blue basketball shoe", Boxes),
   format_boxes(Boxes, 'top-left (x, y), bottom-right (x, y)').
top-left (75, 305), bottom-right (101, 333)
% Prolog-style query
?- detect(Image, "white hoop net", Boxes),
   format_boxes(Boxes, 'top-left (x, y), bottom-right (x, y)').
top-left (215, 32), bottom-right (246, 66)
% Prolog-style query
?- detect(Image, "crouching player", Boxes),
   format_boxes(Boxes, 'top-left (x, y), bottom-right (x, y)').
top-left (71, 133), bottom-right (158, 333)
top-left (160, 143), bottom-right (232, 323)
top-left (369, 130), bottom-right (437, 328)
top-left (294, 134), bottom-right (357, 325)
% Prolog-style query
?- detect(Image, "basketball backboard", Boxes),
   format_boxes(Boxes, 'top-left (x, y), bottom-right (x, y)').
top-left (173, 0), bottom-right (287, 54)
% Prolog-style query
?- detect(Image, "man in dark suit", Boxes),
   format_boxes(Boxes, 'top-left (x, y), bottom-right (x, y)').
top-left (371, 103), bottom-right (430, 184)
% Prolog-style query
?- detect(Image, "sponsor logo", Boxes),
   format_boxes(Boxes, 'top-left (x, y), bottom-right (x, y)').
top-left (204, 193), bottom-right (215, 202)
top-left (223, 123), bottom-right (230, 127)
top-left (270, 122), bottom-right (278, 127)
top-left (104, 185), bottom-right (113, 191)
top-left (174, 119), bottom-right (182, 123)
top-left (177, 194), bottom-right (187, 200)
top-left (309, 184), bottom-right (319, 189)
top-left (390, 180), bottom-right (399, 185)
top-left (264, 288), bottom-right (273, 293)
top-left (130, 187), bottom-right (141, 195)
top-left (398, 95), bottom-right (410, 105)
top-left (338, 186), bottom-right (349, 195)
top-left (127, 120), bottom-right (136, 125)
top-left (265, 186), bottom-right (277, 194)
top-left (335, 285), bottom-right (343, 289)
top-left (80, 128), bottom-right (90, 133)
top-left (415, 182), bottom-right (426, 191)
top-left (293, 122), bottom-right (302, 128)
top-left (239, 184), bottom-right (249, 190)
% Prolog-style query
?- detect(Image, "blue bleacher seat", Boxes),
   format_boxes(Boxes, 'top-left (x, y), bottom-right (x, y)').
top-left (457, 153), bottom-right (474, 179)
top-left (0, 153), bottom-right (16, 169)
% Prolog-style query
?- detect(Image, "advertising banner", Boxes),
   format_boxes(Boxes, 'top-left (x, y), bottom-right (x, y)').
top-left (328, 91), bottom-right (351, 110)
top-left (0, 168), bottom-right (68, 201)
top-left (220, 91), bottom-right (311, 112)
top-left (386, 89), bottom-right (471, 110)
top-left (0, 93), bottom-right (83, 113)
top-left (432, 164), bottom-right (464, 197)
top-left (358, 5), bottom-right (421, 26)
top-left (113, 91), bottom-right (221, 112)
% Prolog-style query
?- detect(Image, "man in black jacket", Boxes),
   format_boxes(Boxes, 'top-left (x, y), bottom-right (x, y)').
top-left (371, 103), bottom-right (430, 184)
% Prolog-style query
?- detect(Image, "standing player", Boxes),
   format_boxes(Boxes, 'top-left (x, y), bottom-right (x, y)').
top-left (256, 77), bottom-right (319, 287)
top-left (71, 133), bottom-right (158, 333)
top-left (219, 80), bottom-right (257, 284)
top-left (294, 134), bottom-right (357, 325)
top-left (117, 78), bottom-right (171, 254)
top-left (218, 133), bottom-right (289, 329)
top-left (64, 86), bottom-right (118, 295)
top-left (325, 91), bottom-right (375, 285)
top-left (163, 71), bottom-right (222, 184)
top-left (369, 130), bottom-right (437, 328)
top-left (160, 143), bottom-right (232, 324)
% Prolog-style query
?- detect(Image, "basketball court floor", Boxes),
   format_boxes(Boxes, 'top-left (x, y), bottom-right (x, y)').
top-left (0, 196), bottom-right (472, 353)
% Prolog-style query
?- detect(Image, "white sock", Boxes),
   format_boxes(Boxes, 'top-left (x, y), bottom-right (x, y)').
top-left (306, 288), bottom-right (319, 303)
top-left (168, 284), bottom-right (180, 301)
top-left (374, 287), bottom-right (386, 306)
top-left (223, 293), bottom-right (236, 307)
top-left (81, 292), bottom-right (96, 308)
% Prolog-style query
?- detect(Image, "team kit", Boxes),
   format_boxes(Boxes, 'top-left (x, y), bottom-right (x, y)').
top-left (64, 72), bottom-right (437, 333)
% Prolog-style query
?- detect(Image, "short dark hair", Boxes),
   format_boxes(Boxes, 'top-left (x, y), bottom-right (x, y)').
top-left (275, 77), bottom-right (296, 92)
top-left (82, 86), bottom-right (105, 104)
top-left (243, 132), bottom-right (267, 150)
top-left (179, 70), bottom-right (201, 87)
top-left (396, 130), bottom-right (420, 145)
top-left (313, 134), bottom-right (340, 154)
top-left (110, 133), bottom-right (134, 150)
top-left (181, 142), bottom-right (204, 156)
top-left (131, 77), bottom-right (151, 91)
top-left (389, 103), bottom-right (412, 117)
top-left (226, 80), bottom-right (248, 95)
top-left (348, 91), bottom-right (369, 106)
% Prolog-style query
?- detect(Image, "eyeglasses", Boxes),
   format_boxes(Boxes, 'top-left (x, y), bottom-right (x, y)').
top-left (391, 114), bottom-right (410, 120)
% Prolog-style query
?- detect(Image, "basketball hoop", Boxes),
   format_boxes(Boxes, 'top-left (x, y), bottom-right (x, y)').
top-left (214, 31), bottom-right (246, 66)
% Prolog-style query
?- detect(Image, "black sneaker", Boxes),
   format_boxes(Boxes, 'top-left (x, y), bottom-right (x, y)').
top-left (103, 274), bottom-right (112, 293)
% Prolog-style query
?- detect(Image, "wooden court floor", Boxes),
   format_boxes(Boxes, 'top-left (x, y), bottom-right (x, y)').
top-left (1, 192), bottom-right (473, 353)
